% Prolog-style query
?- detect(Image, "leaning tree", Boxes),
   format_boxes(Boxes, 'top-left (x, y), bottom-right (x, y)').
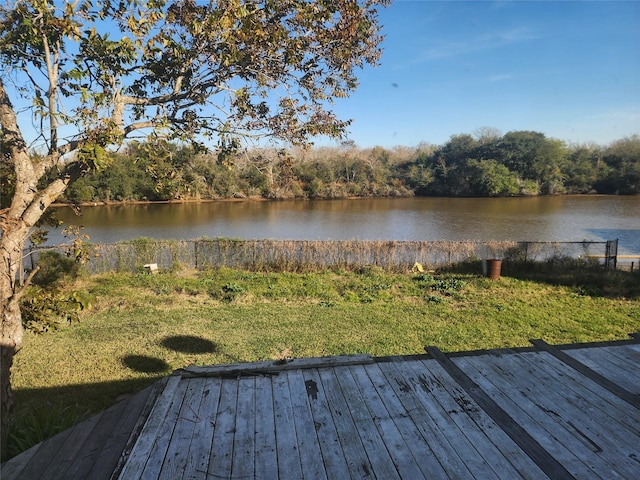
top-left (0, 0), bottom-right (388, 454)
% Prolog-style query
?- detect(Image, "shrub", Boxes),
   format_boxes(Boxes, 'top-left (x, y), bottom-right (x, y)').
top-left (32, 250), bottom-right (80, 287)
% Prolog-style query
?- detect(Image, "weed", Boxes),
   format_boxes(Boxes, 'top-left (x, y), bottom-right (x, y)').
top-left (414, 273), bottom-right (435, 283)
top-left (431, 278), bottom-right (466, 293)
top-left (222, 283), bottom-right (245, 293)
top-left (6, 403), bottom-right (90, 459)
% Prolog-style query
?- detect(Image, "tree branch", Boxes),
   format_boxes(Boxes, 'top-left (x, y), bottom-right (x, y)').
top-left (13, 266), bottom-right (40, 301)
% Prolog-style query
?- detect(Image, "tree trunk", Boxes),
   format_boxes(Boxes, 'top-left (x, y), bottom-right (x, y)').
top-left (0, 231), bottom-right (27, 460)
top-left (1, 300), bottom-right (22, 460)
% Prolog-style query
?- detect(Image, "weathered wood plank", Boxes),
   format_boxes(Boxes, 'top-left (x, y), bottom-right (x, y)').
top-left (408, 358), bottom-right (547, 480)
top-left (518, 350), bottom-right (640, 434)
top-left (181, 377), bottom-right (223, 480)
top-left (102, 379), bottom-right (169, 480)
top-left (9, 423), bottom-right (74, 480)
top-left (338, 366), bottom-right (423, 478)
top-left (334, 366), bottom-right (404, 478)
top-left (509, 351), bottom-right (640, 479)
top-left (137, 378), bottom-right (190, 479)
top-left (350, 363), bottom-right (442, 480)
top-left (253, 374), bottom-right (278, 479)
top-left (375, 359), bottom-right (476, 479)
top-left (531, 340), bottom-right (640, 408)
top-left (0, 442), bottom-right (42, 479)
top-left (516, 350), bottom-right (640, 478)
top-left (602, 344), bottom-right (640, 367)
top-left (157, 378), bottom-right (207, 480)
top-left (332, 365), bottom-right (402, 479)
top-left (564, 347), bottom-right (640, 396)
top-left (458, 353), bottom-right (627, 477)
top-left (271, 370), bottom-right (304, 479)
top-left (179, 354), bottom-right (373, 377)
top-left (593, 345), bottom-right (640, 372)
top-left (426, 347), bottom-right (574, 480)
top-left (288, 368), bottom-right (333, 480)
top-left (314, 370), bottom-right (371, 478)
top-left (392, 357), bottom-right (518, 479)
top-left (231, 376), bottom-right (256, 478)
top-left (288, 370), bottom-right (348, 479)
top-left (207, 378), bottom-right (239, 479)
top-left (37, 410), bottom-right (103, 480)
top-left (117, 375), bottom-right (182, 479)
top-left (451, 356), bottom-right (620, 478)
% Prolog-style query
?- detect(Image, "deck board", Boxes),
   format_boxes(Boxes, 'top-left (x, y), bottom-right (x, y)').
top-left (408, 358), bottom-right (546, 480)
top-left (158, 377), bottom-right (207, 480)
top-left (565, 346), bottom-right (640, 395)
top-left (345, 367), bottom-right (430, 478)
top-left (354, 363), bottom-right (448, 479)
top-left (3, 336), bottom-right (640, 480)
top-left (116, 375), bottom-right (182, 479)
top-left (271, 371), bottom-right (304, 479)
top-left (297, 368), bottom-right (347, 479)
top-left (253, 374), bottom-right (279, 479)
top-left (453, 355), bottom-right (611, 478)
top-left (404, 358), bottom-right (508, 477)
top-left (503, 351), bottom-right (640, 478)
top-left (455, 352), bottom-right (639, 479)
top-left (376, 359), bottom-right (477, 479)
top-left (206, 376), bottom-right (239, 478)
top-left (181, 376), bottom-right (222, 479)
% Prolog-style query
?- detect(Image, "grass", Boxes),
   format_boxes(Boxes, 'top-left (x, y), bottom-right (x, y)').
top-left (7, 265), bottom-right (640, 458)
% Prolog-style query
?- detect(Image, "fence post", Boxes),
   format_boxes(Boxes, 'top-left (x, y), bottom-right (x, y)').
top-left (605, 239), bottom-right (618, 270)
top-left (194, 240), bottom-right (198, 269)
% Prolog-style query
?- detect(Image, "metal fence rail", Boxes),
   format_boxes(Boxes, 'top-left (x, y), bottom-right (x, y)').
top-left (25, 238), bottom-right (617, 274)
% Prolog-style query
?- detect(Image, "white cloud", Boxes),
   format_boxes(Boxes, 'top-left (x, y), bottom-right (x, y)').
top-left (417, 27), bottom-right (539, 62)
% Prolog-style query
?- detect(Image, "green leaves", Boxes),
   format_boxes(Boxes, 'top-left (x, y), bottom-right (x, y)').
top-left (77, 143), bottom-right (109, 171)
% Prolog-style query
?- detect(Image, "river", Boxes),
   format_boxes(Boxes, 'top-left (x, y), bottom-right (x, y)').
top-left (47, 196), bottom-right (640, 254)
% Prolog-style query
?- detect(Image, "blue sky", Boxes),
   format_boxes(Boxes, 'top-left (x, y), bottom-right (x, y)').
top-left (7, 1), bottom-right (638, 151)
top-left (325, 0), bottom-right (640, 148)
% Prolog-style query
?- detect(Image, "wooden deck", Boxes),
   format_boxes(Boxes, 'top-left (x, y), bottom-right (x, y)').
top-left (2, 335), bottom-right (639, 479)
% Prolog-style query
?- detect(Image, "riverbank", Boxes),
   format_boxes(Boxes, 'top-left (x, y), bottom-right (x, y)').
top-left (51, 192), bottom-right (638, 208)
top-left (51, 196), bottom-right (270, 207)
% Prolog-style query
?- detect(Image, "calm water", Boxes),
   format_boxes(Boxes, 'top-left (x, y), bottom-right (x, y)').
top-left (48, 196), bottom-right (640, 254)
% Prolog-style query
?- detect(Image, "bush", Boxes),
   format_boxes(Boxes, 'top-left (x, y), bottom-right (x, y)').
top-left (32, 250), bottom-right (80, 287)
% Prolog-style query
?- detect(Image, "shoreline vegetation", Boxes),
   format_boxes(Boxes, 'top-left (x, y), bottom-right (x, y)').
top-left (8, 263), bottom-right (640, 459)
top-left (48, 131), bottom-right (639, 205)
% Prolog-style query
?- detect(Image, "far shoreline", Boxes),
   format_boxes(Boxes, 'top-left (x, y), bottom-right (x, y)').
top-left (50, 192), bottom-right (635, 208)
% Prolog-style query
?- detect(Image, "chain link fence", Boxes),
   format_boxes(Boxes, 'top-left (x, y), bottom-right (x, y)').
top-left (25, 238), bottom-right (618, 274)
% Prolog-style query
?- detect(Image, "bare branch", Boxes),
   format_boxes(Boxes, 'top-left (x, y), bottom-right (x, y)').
top-left (13, 266), bottom-right (40, 300)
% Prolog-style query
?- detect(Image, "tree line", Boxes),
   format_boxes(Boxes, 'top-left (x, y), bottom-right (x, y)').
top-left (60, 131), bottom-right (640, 203)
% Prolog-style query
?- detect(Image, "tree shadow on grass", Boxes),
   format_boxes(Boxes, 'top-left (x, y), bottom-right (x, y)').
top-left (160, 335), bottom-right (218, 354)
top-left (122, 355), bottom-right (171, 373)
